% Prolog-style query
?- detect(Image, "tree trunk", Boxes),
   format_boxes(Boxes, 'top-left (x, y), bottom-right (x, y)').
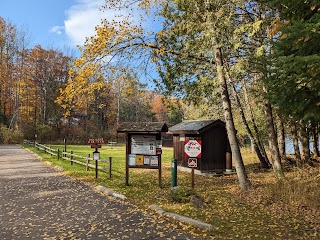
top-left (229, 79), bottom-right (270, 168)
top-left (212, 38), bottom-right (251, 191)
top-left (311, 125), bottom-right (319, 158)
top-left (291, 124), bottom-right (301, 167)
top-left (299, 123), bottom-right (311, 163)
top-left (264, 101), bottom-right (285, 179)
top-left (242, 80), bottom-right (269, 163)
top-left (277, 115), bottom-right (286, 162)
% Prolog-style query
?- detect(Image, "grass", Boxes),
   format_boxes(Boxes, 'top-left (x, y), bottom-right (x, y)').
top-left (24, 144), bottom-right (320, 239)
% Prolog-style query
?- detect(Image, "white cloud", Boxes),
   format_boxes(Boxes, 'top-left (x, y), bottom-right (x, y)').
top-left (64, 0), bottom-right (105, 46)
top-left (59, 0), bottom-right (156, 48)
top-left (50, 25), bottom-right (65, 35)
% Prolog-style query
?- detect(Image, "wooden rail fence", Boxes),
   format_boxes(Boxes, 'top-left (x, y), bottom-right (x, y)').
top-left (23, 140), bottom-right (112, 179)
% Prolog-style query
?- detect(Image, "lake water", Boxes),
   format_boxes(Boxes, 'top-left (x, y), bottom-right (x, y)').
top-left (285, 137), bottom-right (319, 154)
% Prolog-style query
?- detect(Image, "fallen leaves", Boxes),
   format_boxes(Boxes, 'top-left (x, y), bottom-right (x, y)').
top-left (18, 144), bottom-right (320, 239)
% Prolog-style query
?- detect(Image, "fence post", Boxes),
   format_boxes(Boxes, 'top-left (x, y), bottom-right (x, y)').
top-left (86, 154), bottom-right (90, 171)
top-left (64, 138), bottom-right (67, 158)
top-left (49, 146), bottom-right (52, 156)
top-left (57, 149), bottom-right (60, 160)
top-left (70, 151), bottom-right (73, 165)
top-left (109, 157), bottom-right (112, 179)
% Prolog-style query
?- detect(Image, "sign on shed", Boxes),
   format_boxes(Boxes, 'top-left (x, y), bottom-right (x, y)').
top-left (184, 140), bottom-right (202, 158)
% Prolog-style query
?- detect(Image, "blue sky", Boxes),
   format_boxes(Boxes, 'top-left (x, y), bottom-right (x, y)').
top-left (0, 0), bottom-right (162, 88)
top-left (0, 0), bottom-right (107, 52)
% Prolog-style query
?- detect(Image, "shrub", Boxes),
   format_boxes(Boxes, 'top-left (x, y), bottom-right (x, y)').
top-left (36, 124), bottom-right (54, 142)
top-left (21, 124), bottom-right (36, 140)
top-left (170, 186), bottom-right (196, 203)
top-left (0, 124), bottom-right (24, 144)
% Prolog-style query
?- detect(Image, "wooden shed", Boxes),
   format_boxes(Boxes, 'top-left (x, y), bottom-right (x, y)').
top-left (168, 119), bottom-right (232, 172)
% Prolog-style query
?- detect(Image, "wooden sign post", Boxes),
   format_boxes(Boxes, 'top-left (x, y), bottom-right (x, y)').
top-left (188, 158), bottom-right (197, 189)
top-left (85, 138), bottom-right (107, 179)
top-left (185, 140), bottom-right (202, 189)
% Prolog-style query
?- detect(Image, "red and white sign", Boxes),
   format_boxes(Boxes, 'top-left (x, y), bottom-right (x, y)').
top-left (188, 158), bottom-right (198, 168)
top-left (184, 140), bottom-right (202, 158)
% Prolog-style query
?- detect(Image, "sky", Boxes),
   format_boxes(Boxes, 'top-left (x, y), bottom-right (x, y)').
top-left (0, 0), bottom-right (162, 88)
top-left (0, 0), bottom-right (107, 52)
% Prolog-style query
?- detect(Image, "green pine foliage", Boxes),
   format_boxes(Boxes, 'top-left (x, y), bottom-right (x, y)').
top-left (263, 1), bottom-right (320, 122)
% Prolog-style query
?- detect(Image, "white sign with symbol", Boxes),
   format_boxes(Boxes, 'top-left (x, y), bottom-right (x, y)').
top-left (188, 158), bottom-right (197, 168)
top-left (184, 140), bottom-right (202, 158)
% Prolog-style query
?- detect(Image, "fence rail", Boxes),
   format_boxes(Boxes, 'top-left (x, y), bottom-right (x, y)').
top-left (23, 140), bottom-right (112, 179)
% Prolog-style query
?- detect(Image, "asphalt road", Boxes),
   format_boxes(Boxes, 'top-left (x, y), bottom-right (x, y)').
top-left (0, 145), bottom-right (199, 239)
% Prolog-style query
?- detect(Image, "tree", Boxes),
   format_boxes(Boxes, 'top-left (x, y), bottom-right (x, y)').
top-left (154, 0), bottom-right (252, 190)
top-left (229, 76), bottom-right (271, 168)
top-left (261, 0), bottom-right (320, 122)
top-left (0, 17), bottom-right (21, 127)
top-left (260, 0), bottom-right (320, 164)
top-left (222, 1), bottom-right (285, 178)
top-left (0, 17), bottom-right (73, 139)
top-left (151, 94), bottom-right (167, 122)
top-left (25, 46), bottom-right (71, 126)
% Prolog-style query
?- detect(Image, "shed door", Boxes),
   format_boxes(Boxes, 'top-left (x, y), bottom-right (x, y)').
top-left (201, 125), bottom-right (227, 171)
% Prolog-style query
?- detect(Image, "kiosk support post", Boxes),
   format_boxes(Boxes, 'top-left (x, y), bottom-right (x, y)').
top-left (125, 133), bottom-right (130, 186)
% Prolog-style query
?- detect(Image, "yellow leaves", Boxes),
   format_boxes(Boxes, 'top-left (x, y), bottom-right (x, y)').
top-left (55, 54), bottom-right (109, 118)
top-left (268, 18), bottom-right (288, 39)
top-left (249, 20), bottom-right (262, 37)
top-left (255, 45), bottom-right (265, 57)
top-left (109, 65), bottom-right (116, 74)
top-left (215, 7), bottom-right (224, 19)
top-left (155, 46), bottom-right (168, 55)
top-left (234, 42), bottom-right (241, 51)
top-left (138, 0), bottom-right (151, 9)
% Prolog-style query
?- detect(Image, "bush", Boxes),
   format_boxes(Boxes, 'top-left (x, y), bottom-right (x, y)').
top-left (170, 186), bottom-right (196, 203)
top-left (36, 124), bottom-right (55, 142)
top-left (0, 124), bottom-right (24, 144)
top-left (21, 124), bottom-right (36, 140)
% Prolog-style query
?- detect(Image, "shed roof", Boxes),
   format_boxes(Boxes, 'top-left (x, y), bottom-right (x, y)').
top-left (117, 122), bottom-right (168, 133)
top-left (168, 119), bottom-right (225, 134)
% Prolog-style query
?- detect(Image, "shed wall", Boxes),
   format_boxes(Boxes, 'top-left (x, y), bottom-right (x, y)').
top-left (173, 135), bottom-right (200, 168)
top-left (172, 124), bottom-right (230, 171)
top-left (201, 125), bottom-right (228, 171)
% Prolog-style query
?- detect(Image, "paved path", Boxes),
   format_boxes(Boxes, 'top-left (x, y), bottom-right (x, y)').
top-left (0, 145), bottom-right (199, 239)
